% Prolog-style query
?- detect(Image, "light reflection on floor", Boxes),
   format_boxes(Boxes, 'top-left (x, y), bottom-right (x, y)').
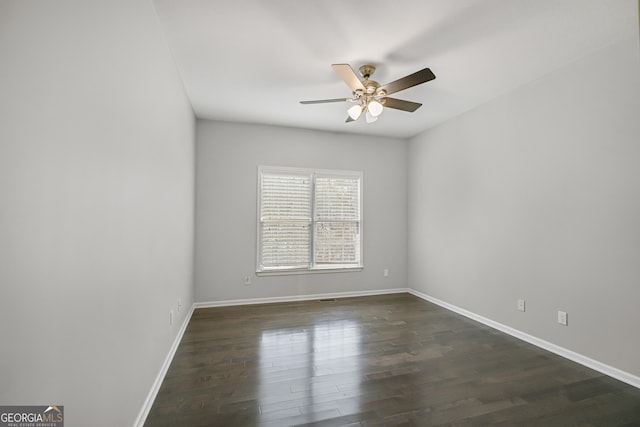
top-left (257, 319), bottom-right (362, 424)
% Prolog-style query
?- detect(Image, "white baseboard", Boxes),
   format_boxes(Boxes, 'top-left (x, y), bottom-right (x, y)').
top-left (193, 288), bottom-right (409, 309)
top-left (133, 305), bottom-right (195, 427)
top-left (408, 289), bottom-right (640, 390)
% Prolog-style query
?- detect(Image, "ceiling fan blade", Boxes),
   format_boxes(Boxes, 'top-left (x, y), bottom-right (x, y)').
top-left (382, 97), bottom-right (422, 112)
top-left (332, 64), bottom-right (365, 92)
top-left (300, 98), bottom-right (350, 104)
top-left (379, 67), bottom-right (435, 96)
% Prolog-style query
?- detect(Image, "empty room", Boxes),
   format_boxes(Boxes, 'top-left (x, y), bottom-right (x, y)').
top-left (1, 1), bottom-right (639, 426)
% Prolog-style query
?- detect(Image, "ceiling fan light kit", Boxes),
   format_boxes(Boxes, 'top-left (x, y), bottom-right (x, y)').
top-left (300, 63), bottom-right (435, 124)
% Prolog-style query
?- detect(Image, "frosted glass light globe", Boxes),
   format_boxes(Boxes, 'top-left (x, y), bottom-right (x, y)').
top-left (348, 104), bottom-right (363, 120)
top-left (368, 100), bottom-right (383, 117)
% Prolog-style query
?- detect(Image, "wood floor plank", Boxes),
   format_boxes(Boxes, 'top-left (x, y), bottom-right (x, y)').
top-left (144, 293), bottom-right (640, 426)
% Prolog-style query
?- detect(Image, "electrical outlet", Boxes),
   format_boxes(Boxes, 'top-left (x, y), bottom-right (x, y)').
top-left (169, 310), bottom-right (174, 326)
top-left (517, 299), bottom-right (526, 312)
top-left (383, 269), bottom-right (389, 277)
top-left (177, 298), bottom-right (182, 313)
top-left (244, 275), bottom-right (251, 285)
top-left (558, 311), bottom-right (568, 326)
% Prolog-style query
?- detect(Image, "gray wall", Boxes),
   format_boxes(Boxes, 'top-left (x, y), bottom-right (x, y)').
top-left (195, 120), bottom-right (407, 302)
top-left (408, 35), bottom-right (640, 377)
top-left (0, 2), bottom-right (195, 426)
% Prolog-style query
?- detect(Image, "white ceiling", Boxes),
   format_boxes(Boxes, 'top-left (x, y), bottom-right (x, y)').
top-left (153, 0), bottom-right (637, 139)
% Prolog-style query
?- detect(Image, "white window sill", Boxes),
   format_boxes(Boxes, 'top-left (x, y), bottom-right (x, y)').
top-left (256, 266), bottom-right (363, 276)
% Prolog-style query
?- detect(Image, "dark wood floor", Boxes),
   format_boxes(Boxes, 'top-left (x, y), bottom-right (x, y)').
top-left (144, 293), bottom-right (640, 426)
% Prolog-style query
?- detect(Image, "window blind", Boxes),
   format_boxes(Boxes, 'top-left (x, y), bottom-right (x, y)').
top-left (259, 172), bottom-right (312, 270)
top-left (258, 166), bottom-right (362, 273)
top-left (314, 176), bottom-right (361, 265)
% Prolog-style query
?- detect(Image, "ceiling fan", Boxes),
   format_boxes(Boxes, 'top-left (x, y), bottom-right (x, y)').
top-left (300, 64), bottom-right (436, 123)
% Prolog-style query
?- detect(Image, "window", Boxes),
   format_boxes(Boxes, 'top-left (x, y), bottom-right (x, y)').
top-left (257, 166), bottom-right (362, 273)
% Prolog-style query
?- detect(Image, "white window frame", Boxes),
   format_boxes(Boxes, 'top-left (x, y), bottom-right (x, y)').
top-left (257, 165), bottom-right (363, 275)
